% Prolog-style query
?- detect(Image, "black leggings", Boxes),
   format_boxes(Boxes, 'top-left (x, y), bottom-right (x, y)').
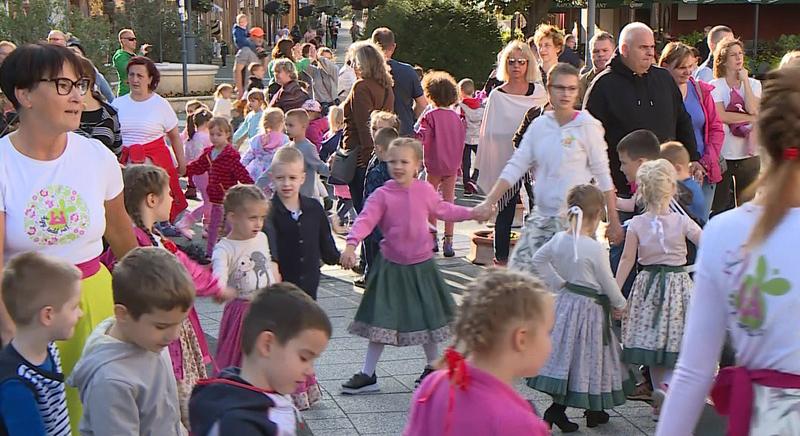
top-left (493, 181), bottom-right (534, 262)
top-left (712, 156), bottom-right (760, 214)
top-left (461, 144), bottom-right (478, 187)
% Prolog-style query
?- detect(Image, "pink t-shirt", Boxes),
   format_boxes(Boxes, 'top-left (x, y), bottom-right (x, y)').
top-left (628, 211), bottom-right (702, 266)
top-left (416, 107), bottom-right (467, 177)
top-left (404, 363), bottom-right (550, 436)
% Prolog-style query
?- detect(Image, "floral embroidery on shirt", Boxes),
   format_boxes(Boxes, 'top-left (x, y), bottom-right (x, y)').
top-left (25, 185), bottom-right (90, 246)
top-left (562, 134), bottom-right (576, 147)
top-left (730, 255), bottom-right (791, 333)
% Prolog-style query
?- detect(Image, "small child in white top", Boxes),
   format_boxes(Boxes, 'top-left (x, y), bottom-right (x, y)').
top-left (616, 159), bottom-right (702, 420)
top-left (528, 184), bottom-right (631, 432)
top-left (212, 84), bottom-right (234, 121)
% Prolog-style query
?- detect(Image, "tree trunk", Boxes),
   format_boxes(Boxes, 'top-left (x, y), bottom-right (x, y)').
top-left (524, 0), bottom-right (552, 37)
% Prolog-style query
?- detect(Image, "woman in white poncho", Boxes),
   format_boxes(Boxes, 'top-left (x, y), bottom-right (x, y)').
top-left (475, 40), bottom-right (548, 264)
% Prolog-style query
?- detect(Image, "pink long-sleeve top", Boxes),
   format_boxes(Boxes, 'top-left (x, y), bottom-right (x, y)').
top-left (404, 362), bottom-right (550, 436)
top-left (415, 107), bottom-right (467, 177)
top-left (346, 179), bottom-right (473, 265)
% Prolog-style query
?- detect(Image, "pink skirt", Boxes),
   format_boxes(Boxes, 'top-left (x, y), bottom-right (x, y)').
top-left (292, 373), bottom-right (322, 410)
top-left (215, 298), bottom-right (250, 371)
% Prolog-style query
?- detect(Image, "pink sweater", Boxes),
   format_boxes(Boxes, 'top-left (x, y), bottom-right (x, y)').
top-left (346, 179), bottom-right (472, 265)
top-left (404, 363), bottom-right (550, 436)
top-left (415, 107), bottom-right (466, 176)
top-left (306, 117), bottom-right (330, 151)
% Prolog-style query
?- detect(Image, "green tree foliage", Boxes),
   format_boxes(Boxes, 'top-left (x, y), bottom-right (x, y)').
top-left (0, 0), bottom-right (64, 45)
top-left (461, 0), bottom-right (554, 35)
top-left (365, 0), bottom-right (503, 85)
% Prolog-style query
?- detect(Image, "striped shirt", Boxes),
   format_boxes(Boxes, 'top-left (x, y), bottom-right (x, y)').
top-left (76, 100), bottom-right (122, 157)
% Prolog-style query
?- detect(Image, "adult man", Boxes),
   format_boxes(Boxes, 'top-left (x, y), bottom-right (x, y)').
top-left (47, 30), bottom-right (67, 46)
top-left (578, 31), bottom-right (615, 106)
top-left (584, 22), bottom-right (701, 198)
top-left (233, 27), bottom-right (265, 98)
top-left (694, 25), bottom-right (733, 82)
top-left (112, 29), bottom-right (138, 96)
top-left (371, 27), bottom-right (428, 136)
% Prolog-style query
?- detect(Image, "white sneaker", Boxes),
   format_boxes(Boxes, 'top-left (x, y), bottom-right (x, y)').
top-left (651, 388), bottom-right (666, 422)
top-left (175, 215), bottom-right (196, 239)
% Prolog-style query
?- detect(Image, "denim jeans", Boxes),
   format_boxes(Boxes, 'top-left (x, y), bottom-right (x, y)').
top-left (610, 211), bottom-right (637, 298)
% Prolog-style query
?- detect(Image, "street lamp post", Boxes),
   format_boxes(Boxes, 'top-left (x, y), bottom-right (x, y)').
top-left (178, 0), bottom-right (189, 96)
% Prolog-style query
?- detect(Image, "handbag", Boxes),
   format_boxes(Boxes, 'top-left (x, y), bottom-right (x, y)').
top-left (726, 88), bottom-right (752, 138)
top-left (329, 144), bottom-right (359, 185)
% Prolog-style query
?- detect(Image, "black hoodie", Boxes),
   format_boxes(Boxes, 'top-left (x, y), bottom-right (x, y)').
top-left (190, 368), bottom-right (307, 436)
top-left (584, 49), bottom-right (699, 197)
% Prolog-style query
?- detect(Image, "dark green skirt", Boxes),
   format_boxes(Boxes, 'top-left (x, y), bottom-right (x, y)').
top-left (347, 253), bottom-right (455, 346)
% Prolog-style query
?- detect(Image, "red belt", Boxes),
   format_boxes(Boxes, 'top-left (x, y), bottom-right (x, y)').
top-left (119, 136), bottom-right (168, 164)
top-left (711, 366), bottom-right (800, 436)
top-left (76, 256), bottom-right (101, 279)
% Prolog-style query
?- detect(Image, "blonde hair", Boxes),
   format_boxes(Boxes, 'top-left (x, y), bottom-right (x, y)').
top-left (533, 24), bottom-right (565, 53)
top-left (779, 50), bottom-right (800, 69)
top-left (547, 62), bottom-right (579, 86)
top-left (214, 83), bottom-right (233, 99)
top-left (260, 107), bottom-right (285, 133)
top-left (223, 184), bottom-right (268, 214)
top-left (328, 104), bottom-right (344, 131)
top-left (496, 40), bottom-right (541, 84)
top-left (369, 110), bottom-right (399, 133)
top-left (422, 71), bottom-right (458, 108)
top-left (637, 159), bottom-right (677, 214)
top-left (458, 78), bottom-right (475, 97)
top-left (659, 42), bottom-right (695, 69)
top-left (208, 117), bottom-right (233, 142)
top-left (272, 145), bottom-right (305, 167)
top-left (387, 137), bottom-right (423, 162)
top-left (453, 269), bottom-right (552, 356)
top-left (351, 41), bottom-right (394, 89)
top-left (285, 108), bottom-right (310, 128)
top-left (0, 41), bottom-right (16, 51)
top-left (713, 38), bottom-right (744, 79)
top-left (272, 58), bottom-right (298, 81)
top-left (2, 252), bottom-right (81, 326)
top-left (660, 141), bottom-right (690, 166)
top-left (747, 67), bottom-right (800, 248)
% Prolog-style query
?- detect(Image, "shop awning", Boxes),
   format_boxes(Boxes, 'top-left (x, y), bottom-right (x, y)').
top-left (549, 0), bottom-right (655, 11)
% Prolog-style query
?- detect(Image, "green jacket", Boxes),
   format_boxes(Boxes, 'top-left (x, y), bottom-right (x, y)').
top-left (112, 49), bottom-right (134, 96)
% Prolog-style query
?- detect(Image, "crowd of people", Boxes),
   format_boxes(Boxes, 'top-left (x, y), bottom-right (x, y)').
top-left (0, 13), bottom-right (798, 436)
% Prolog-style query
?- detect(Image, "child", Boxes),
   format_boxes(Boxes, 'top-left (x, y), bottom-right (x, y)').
top-left (181, 100), bottom-right (208, 200)
top-left (212, 83), bottom-right (234, 121)
top-left (103, 164), bottom-right (229, 427)
top-left (246, 62), bottom-right (266, 92)
top-left (302, 99), bottom-right (329, 151)
top-left (615, 130), bottom-right (662, 213)
top-left (68, 247), bottom-right (192, 435)
top-left (185, 117), bottom-right (254, 256)
top-left (369, 110), bottom-right (400, 139)
top-left (528, 184), bottom-right (632, 432)
top-left (320, 104), bottom-right (344, 162)
top-left (233, 89), bottom-right (266, 149)
top-left (324, 105), bottom-right (352, 234)
top-left (189, 283), bottom-right (331, 435)
top-left (457, 78), bottom-right (485, 196)
top-left (404, 269), bottom-right (552, 436)
top-left (415, 71), bottom-right (467, 257)
top-left (660, 141), bottom-right (706, 224)
top-left (360, 127), bottom-right (399, 277)
top-left (179, 108), bottom-right (214, 238)
top-left (242, 107), bottom-right (289, 189)
top-left (475, 63), bottom-right (620, 274)
top-left (212, 185), bottom-right (279, 371)
top-left (616, 159), bottom-right (702, 420)
top-left (340, 138), bottom-right (482, 394)
top-left (0, 253), bottom-right (81, 435)
top-left (284, 108), bottom-right (330, 199)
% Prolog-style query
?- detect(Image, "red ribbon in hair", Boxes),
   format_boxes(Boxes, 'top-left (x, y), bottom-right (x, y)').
top-left (782, 147), bottom-right (800, 161)
top-left (443, 347), bottom-right (470, 435)
top-left (161, 238), bottom-right (179, 254)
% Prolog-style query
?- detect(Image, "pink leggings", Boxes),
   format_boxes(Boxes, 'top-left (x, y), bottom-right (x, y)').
top-left (426, 173), bottom-right (457, 237)
top-left (207, 203), bottom-right (228, 255)
top-left (186, 174), bottom-right (211, 224)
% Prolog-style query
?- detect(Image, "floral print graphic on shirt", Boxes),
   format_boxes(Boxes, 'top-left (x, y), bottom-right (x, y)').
top-left (24, 185), bottom-right (90, 246)
top-left (729, 255), bottom-right (791, 334)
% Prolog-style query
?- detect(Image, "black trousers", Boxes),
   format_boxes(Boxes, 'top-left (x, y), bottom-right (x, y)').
top-left (711, 156), bottom-right (760, 214)
top-left (461, 144), bottom-right (478, 187)
top-left (493, 181), bottom-right (534, 262)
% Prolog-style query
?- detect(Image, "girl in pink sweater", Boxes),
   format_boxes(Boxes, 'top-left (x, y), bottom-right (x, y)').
top-left (415, 71), bottom-right (467, 257)
top-left (339, 138), bottom-right (481, 395)
top-left (404, 269), bottom-right (553, 436)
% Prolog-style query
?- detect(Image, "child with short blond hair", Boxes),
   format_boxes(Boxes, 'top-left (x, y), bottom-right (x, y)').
top-left (243, 107), bottom-right (289, 190)
top-left (0, 252), bottom-right (82, 436)
top-left (68, 247), bottom-right (193, 436)
top-left (285, 109), bottom-right (330, 199)
top-left (457, 78), bottom-right (485, 196)
top-left (661, 141), bottom-right (706, 223)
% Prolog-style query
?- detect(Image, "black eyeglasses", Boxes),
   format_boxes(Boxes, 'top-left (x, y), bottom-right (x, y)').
top-left (39, 77), bottom-right (90, 96)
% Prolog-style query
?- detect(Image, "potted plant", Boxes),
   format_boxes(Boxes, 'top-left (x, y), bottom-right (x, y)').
top-left (467, 230), bottom-right (520, 266)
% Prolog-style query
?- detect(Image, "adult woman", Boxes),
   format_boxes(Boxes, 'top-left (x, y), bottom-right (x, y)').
top-left (532, 24), bottom-right (565, 84)
top-left (475, 40), bottom-right (547, 265)
top-left (659, 42), bottom-right (725, 221)
top-left (113, 56), bottom-right (187, 222)
top-left (266, 38), bottom-right (296, 95)
top-left (709, 38), bottom-right (761, 213)
top-left (269, 59), bottom-right (310, 113)
top-left (74, 56), bottom-right (122, 157)
top-left (340, 41), bottom-right (394, 212)
top-left (0, 43), bottom-right (136, 428)
top-left (656, 66), bottom-right (800, 436)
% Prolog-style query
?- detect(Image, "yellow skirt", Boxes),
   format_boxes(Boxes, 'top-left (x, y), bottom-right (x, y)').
top-left (56, 264), bottom-right (114, 434)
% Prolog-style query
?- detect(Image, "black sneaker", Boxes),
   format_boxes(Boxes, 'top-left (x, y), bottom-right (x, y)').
top-left (414, 365), bottom-right (435, 388)
top-left (353, 276), bottom-right (366, 288)
top-left (341, 372), bottom-right (379, 395)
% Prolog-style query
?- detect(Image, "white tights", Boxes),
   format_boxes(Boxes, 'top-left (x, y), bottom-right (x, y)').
top-left (361, 342), bottom-right (439, 376)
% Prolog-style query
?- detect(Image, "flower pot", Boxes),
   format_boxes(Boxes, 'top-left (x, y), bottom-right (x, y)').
top-left (467, 229), bottom-right (520, 266)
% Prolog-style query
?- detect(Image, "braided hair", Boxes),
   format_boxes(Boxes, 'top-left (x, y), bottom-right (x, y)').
top-left (452, 269), bottom-right (552, 357)
top-left (747, 67), bottom-right (800, 248)
top-left (122, 164), bottom-right (170, 242)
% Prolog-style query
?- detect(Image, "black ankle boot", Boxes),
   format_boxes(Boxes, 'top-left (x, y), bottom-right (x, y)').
top-left (543, 403), bottom-right (579, 433)
top-left (585, 410), bottom-right (610, 427)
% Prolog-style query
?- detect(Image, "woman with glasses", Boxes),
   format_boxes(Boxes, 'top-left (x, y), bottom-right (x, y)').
top-left (112, 56), bottom-right (187, 222)
top-left (474, 40), bottom-right (547, 266)
top-left (0, 43), bottom-right (137, 430)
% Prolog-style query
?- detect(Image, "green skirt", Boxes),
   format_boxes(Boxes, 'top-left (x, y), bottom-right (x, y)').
top-left (347, 253), bottom-right (455, 346)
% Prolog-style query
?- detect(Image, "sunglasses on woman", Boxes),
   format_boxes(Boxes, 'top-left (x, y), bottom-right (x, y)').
top-left (507, 58), bottom-right (529, 66)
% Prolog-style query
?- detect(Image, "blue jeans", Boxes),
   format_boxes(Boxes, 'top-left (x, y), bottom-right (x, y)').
top-left (610, 211), bottom-right (637, 298)
top-left (701, 181), bottom-right (716, 223)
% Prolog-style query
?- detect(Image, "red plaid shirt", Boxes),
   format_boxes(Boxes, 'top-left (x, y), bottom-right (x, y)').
top-left (186, 145), bottom-right (253, 204)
